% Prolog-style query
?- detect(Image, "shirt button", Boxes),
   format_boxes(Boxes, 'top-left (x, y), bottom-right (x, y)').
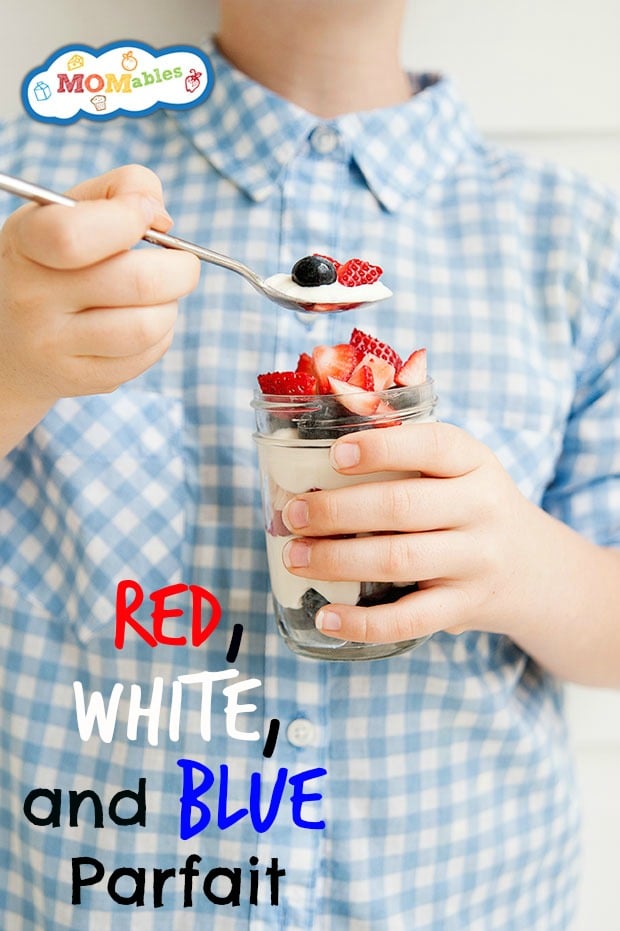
top-left (309, 125), bottom-right (340, 155)
top-left (286, 718), bottom-right (316, 748)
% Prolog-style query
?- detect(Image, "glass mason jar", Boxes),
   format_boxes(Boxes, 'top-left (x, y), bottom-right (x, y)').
top-left (252, 380), bottom-right (437, 661)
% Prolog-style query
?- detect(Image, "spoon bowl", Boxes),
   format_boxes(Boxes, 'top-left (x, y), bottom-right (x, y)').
top-left (0, 171), bottom-right (390, 315)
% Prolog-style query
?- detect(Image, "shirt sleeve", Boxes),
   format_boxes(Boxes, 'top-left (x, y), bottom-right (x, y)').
top-left (542, 230), bottom-right (620, 547)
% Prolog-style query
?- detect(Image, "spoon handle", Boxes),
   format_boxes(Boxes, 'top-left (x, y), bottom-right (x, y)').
top-left (0, 171), bottom-right (263, 289)
top-left (143, 229), bottom-right (263, 288)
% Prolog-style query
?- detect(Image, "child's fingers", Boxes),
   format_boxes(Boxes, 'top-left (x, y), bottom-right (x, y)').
top-left (9, 193), bottom-right (165, 270)
top-left (5, 164), bottom-right (173, 270)
top-left (66, 302), bottom-right (179, 358)
top-left (330, 421), bottom-right (486, 479)
top-left (66, 163), bottom-right (168, 217)
top-left (282, 529), bottom-right (474, 584)
top-left (55, 328), bottom-right (177, 397)
top-left (315, 585), bottom-right (468, 643)
top-left (67, 248), bottom-right (200, 311)
top-left (281, 476), bottom-right (471, 536)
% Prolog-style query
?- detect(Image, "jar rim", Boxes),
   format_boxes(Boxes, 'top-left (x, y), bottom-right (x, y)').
top-left (251, 377), bottom-right (436, 410)
top-left (252, 378), bottom-right (437, 437)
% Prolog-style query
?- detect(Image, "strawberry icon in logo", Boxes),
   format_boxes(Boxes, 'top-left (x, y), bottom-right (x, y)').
top-left (185, 69), bottom-right (202, 93)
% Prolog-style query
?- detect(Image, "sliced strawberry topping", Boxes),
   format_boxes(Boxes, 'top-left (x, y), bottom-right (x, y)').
top-left (327, 378), bottom-right (381, 416)
top-left (312, 343), bottom-right (361, 394)
top-left (348, 363), bottom-right (374, 391)
top-left (268, 510), bottom-right (291, 536)
top-left (395, 348), bottom-right (427, 387)
top-left (257, 371), bottom-right (317, 395)
top-left (353, 353), bottom-right (395, 391)
top-left (300, 302), bottom-right (357, 313)
top-left (295, 352), bottom-right (314, 375)
top-left (256, 296), bottom-right (429, 435)
top-left (337, 258), bottom-right (383, 287)
top-left (349, 328), bottom-right (402, 371)
top-left (313, 253), bottom-right (341, 271)
top-left (374, 400), bottom-right (402, 428)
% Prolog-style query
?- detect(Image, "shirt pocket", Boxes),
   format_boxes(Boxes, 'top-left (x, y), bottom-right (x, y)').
top-left (0, 390), bottom-right (185, 643)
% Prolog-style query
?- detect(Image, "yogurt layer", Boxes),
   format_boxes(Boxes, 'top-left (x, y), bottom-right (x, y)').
top-left (264, 272), bottom-right (392, 305)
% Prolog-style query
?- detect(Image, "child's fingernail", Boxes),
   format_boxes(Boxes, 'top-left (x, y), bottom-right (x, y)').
top-left (316, 610), bottom-right (341, 631)
top-left (283, 540), bottom-right (310, 569)
top-left (330, 442), bottom-right (360, 469)
top-left (282, 499), bottom-right (309, 530)
top-left (142, 196), bottom-right (173, 226)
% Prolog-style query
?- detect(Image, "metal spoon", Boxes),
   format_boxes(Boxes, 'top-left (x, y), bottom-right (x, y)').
top-left (0, 171), bottom-right (390, 315)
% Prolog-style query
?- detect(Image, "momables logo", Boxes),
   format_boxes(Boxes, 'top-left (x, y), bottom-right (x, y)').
top-left (22, 41), bottom-right (214, 124)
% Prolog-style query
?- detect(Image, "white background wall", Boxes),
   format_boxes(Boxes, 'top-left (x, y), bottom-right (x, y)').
top-left (1, 2), bottom-right (619, 929)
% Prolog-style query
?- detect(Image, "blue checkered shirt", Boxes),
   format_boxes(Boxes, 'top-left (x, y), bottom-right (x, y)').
top-left (2, 40), bottom-right (620, 931)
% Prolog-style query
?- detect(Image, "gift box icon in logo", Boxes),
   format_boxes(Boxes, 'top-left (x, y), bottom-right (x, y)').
top-left (185, 69), bottom-right (202, 93)
top-left (90, 95), bottom-right (107, 112)
top-left (67, 54), bottom-right (84, 71)
top-left (33, 82), bottom-right (51, 102)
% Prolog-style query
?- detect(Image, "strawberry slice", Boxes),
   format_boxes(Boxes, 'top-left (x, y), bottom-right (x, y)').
top-left (348, 363), bottom-right (374, 390)
top-left (353, 353), bottom-right (395, 391)
top-left (306, 302), bottom-right (359, 312)
top-left (395, 348), bottom-right (427, 387)
top-left (327, 377), bottom-right (381, 416)
top-left (312, 343), bottom-right (361, 394)
top-left (374, 400), bottom-right (402, 428)
top-left (337, 258), bottom-right (383, 287)
top-left (257, 371), bottom-right (317, 395)
top-left (268, 510), bottom-right (291, 536)
top-left (313, 253), bottom-right (341, 271)
top-left (349, 328), bottom-right (402, 371)
top-left (295, 352), bottom-right (314, 375)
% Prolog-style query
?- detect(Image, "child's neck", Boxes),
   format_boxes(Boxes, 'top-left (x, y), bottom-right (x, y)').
top-left (216, 0), bottom-right (411, 117)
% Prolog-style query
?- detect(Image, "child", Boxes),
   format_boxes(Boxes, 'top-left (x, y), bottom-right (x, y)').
top-left (1, 1), bottom-right (619, 927)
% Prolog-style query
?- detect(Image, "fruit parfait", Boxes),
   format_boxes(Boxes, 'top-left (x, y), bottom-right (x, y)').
top-left (252, 324), bottom-right (437, 661)
top-left (263, 253), bottom-right (393, 311)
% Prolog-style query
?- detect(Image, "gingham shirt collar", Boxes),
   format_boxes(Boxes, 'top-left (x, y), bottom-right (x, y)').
top-left (171, 39), bottom-right (480, 211)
